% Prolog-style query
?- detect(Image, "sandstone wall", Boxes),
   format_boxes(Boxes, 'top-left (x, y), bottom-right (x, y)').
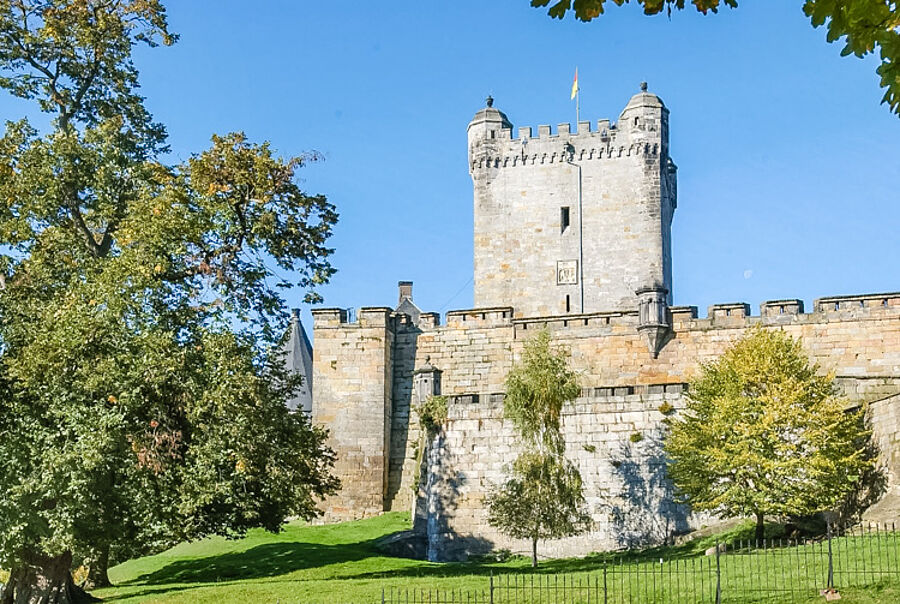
top-left (426, 388), bottom-right (696, 561)
top-left (314, 293), bottom-right (900, 556)
top-left (311, 307), bottom-right (394, 520)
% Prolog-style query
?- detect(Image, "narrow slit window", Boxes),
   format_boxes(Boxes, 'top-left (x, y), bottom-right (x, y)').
top-left (560, 206), bottom-right (570, 233)
top-left (565, 295), bottom-right (571, 313)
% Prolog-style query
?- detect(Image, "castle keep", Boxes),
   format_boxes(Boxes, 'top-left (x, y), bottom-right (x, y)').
top-left (469, 84), bottom-right (675, 317)
top-left (311, 87), bottom-right (900, 561)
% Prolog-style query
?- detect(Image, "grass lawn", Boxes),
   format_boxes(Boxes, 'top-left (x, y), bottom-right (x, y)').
top-left (93, 513), bottom-right (899, 604)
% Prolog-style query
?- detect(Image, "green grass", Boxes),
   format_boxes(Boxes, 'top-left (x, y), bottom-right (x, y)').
top-left (91, 514), bottom-right (900, 603)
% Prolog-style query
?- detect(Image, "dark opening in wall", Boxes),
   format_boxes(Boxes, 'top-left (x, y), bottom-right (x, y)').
top-left (560, 206), bottom-right (570, 233)
top-left (566, 295), bottom-right (571, 313)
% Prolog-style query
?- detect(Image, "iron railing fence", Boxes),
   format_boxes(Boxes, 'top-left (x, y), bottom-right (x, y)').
top-left (379, 523), bottom-right (900, 604)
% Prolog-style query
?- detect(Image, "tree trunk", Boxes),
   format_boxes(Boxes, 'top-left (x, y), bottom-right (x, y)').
top-left (531, 536), bottom-right (538, 568)
top-left (755, 512), bottom-right (765, 544)
top-left (85, 544), bottom-right (111, 590)
top-left (2, 551), bottom-right (97, 604)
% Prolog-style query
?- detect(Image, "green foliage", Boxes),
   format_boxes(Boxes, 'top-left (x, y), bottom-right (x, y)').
top-left (664, 327), bottom-right (872, 526)
top-left (629, 432), bottom-right (644, 443)
top-left (529, 0), bottom-right (900, 116)
top-left (658, 401), bottom-right (674, 415)
top-left (416, 395), bottom-right (448, 434)
top-left (582, 443), bottom-right (597, 453)
top-left (503, 329), bottom-right (581, 451)
top-left (487, 330), bottom-right (588, 566)
top-left (0, 0), bottom-right (339, 594)
top-left (486, 451), bottom-right (591, 544)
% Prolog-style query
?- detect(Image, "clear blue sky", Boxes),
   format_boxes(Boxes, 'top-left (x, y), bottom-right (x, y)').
top-left (3, 1), bottom-right (898, 330)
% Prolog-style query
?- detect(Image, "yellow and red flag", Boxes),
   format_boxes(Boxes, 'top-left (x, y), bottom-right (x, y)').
top-left (571, 68), bottom-right (579, 100)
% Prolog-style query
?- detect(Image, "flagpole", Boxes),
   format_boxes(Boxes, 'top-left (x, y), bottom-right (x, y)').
top-left (576, 86), bottom-right (580, 126)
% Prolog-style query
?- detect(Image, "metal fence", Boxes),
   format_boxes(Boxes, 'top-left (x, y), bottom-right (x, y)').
top-left (379, 523), bottom-right (900, 603)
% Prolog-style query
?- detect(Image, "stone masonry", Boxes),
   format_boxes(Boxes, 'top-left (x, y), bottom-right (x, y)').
top-left (311, 87), bottom-right (900, 560)
top-left (469, 87), bottom-right (676, 318)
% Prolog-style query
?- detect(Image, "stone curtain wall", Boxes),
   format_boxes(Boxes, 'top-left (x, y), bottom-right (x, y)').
top-left (869, 393), bottom-right (900, 487)
top-left (313, 294), bottom-right (900, 554)
top-left (426, 388), bottom-right (695, 561)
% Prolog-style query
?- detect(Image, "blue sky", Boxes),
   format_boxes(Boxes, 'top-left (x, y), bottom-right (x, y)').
top-left (3, 1), bottom-right (898, 330)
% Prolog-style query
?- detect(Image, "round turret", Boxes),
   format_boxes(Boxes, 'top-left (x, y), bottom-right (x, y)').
top-left (468, 95), bottom-right (513, 134)
top-left (622, 81), bottom-right (666, 112)
top-left (467, 96), bottom-right (514, 175)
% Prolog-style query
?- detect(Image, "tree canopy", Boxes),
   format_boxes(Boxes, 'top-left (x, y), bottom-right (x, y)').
top-left (529, 0), bottom-right (900, 116)
top-left (0, 2), bottom-right (339, 602)
top-left (486, 330), bottom-right (589, 567)
top-left (664, 327), bottom-right (871, 541)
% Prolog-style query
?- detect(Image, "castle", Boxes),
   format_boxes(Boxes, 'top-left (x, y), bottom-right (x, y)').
top-left (307, 86), bottom-right (900, 561)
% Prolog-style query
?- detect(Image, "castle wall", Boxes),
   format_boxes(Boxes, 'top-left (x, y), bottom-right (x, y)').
top-left (428, 388), bottom-right (697, 561)
top-left (869, 393), bottom-right (900, 487)
top-left (311, 307), bottom-right (394, 520)
top-left (469, 96), bottom-right (676, 318)
top-left (387, 295), bottom-right (898, 559)
top-left (314, 294), bottom-right (900, 550)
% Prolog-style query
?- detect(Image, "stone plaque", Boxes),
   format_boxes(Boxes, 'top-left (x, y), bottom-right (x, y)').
top-left (557, 260), bottom-right (578, 285)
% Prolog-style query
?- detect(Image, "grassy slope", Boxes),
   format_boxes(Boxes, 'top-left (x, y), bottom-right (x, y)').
top-left (94, 513), bottom-right (898, 604)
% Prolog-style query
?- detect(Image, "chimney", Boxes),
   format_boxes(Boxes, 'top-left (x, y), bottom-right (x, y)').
top-left (398, 281), bottom-right (413, 306)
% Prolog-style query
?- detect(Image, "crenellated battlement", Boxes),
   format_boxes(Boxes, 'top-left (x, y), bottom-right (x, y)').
top-left (317, 291), bottom-right (900, 341)
top-left (469, 118), bottom-right (668, 173)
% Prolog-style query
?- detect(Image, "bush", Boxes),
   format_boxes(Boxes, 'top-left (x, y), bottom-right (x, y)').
top-left (417, 395), bottom-right (448, 433)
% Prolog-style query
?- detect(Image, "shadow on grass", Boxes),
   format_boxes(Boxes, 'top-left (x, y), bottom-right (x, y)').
top-left (124, 539), bottom-right (392, 586)
top-left (337, 519), bottom-right (806, 581)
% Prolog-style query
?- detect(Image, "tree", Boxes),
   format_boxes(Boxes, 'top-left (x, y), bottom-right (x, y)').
top-left (0, 2), bottom-right (339, 602)
top-left (486, 330), bottom-right (590, 567)
top-left (664, 327), bottom-right (871, 543)
top-left (529, 0), bottom-right (900, 117)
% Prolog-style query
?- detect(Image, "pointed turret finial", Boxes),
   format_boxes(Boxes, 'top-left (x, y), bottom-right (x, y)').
top-left (486, 95), bottom-right (494, 108)
top-left (640, 81), bottom-right (648, 92)
top-left (291, 308), bottom-right (300, 321)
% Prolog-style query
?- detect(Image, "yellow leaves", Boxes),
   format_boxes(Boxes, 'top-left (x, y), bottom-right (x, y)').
top-left (235, 459), bottom-right (248, 474)
top-left (154, 264), bottom-right (163, 274)
top-left (206, 182), bottom-right (231, 196)
top-left (108, 394), bottom-right (118, 403)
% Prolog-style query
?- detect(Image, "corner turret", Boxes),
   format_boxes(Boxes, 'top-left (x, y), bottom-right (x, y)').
top-left (467, 96), bottom-right (513, 175)
top-left (620, 81), bottom-right (669, 157)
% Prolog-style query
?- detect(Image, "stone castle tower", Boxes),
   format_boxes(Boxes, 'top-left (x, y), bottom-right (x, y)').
top-left (468, 84), bottom-right (676, 319)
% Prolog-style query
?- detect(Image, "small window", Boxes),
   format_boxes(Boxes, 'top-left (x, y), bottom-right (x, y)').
top-left (565, 295), bottom-right (571, 313)
top-left (490, 130), bottom-right (495, 139)
top-left (560, 206), bottom-right (570, 233)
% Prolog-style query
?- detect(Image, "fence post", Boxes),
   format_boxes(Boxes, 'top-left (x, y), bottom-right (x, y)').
top-left (603, 564), bottom-right (608, 604)
top-left (827, 522), bottom-right (834, 590)
top-left (715, 541), bottom-right (722, 604)
top-left (490, 571), bottom-right (494, 604)
top-left (381, 586), bottom-right (385, 604)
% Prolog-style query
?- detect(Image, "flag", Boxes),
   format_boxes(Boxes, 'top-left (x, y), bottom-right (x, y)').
top-left (571, 68), bottom-right (579, 100)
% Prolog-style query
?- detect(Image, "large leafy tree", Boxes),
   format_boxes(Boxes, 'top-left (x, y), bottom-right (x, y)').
top-left (486, 330), bottom-right (590, 567)
top-left (529, 0), bottom-right (900, 117)
top-left (0, 2), bottom-right (339, 602)
top-left (664, 327), bottom-right (871, 542)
